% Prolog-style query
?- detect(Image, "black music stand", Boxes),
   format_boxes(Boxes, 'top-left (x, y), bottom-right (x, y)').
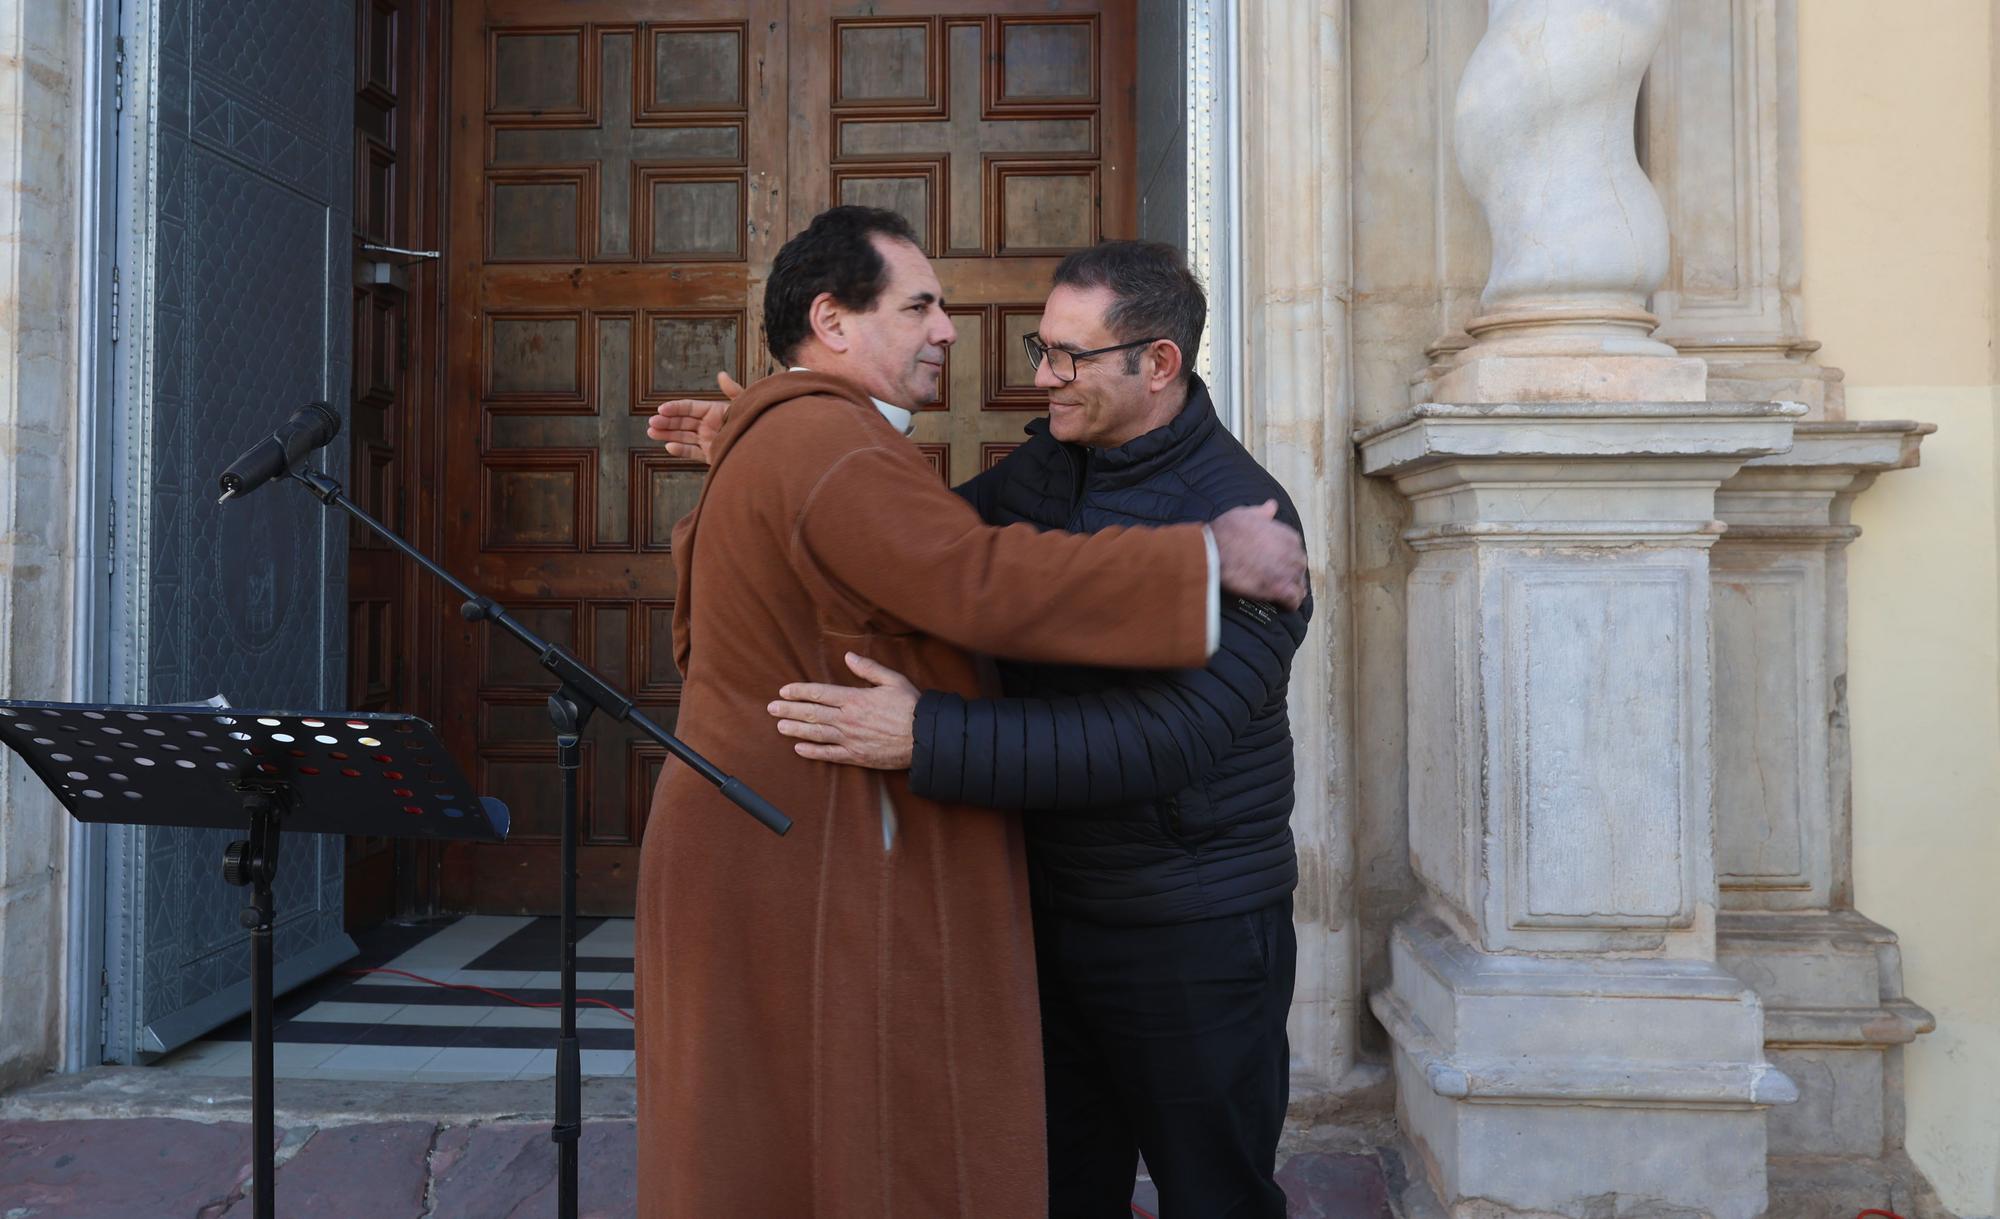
top-left (278, 462), bottom-right (791, 1219)
top-left (0, 699), bottom-right (508, 1219)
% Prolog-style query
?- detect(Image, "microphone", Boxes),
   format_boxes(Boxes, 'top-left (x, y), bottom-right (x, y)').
top-left (215, 402), bottom-right (342, 504)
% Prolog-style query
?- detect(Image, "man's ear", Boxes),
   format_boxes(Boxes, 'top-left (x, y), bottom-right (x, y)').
top-left (809, 292), bottom-right (850, 354)
top-left (1147, 339), bottom-right (1184, 391)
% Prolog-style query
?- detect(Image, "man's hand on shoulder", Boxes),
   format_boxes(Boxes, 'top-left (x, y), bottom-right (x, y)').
top-left (769, 653), bottom-right (919, 769)
top-left (646, 371), bottom-right (744, 464)
top-left (1211, 500), bottom-right (1309, 610)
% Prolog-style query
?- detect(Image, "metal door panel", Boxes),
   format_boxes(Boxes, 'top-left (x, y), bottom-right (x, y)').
top-left (104, 0), bottom-right (356, 1062)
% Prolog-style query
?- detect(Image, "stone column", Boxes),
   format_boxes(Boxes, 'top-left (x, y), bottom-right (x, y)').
top-left (1361, 3), bottom-right (1799, 1215)
top-left (1239, 0), bottom-right (1371, 1103)
top-left (1422, 0), bottom-right (1709, 406)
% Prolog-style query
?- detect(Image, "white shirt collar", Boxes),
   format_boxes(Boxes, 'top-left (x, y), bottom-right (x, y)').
top-left (790, 367), bottom-right (914, 437)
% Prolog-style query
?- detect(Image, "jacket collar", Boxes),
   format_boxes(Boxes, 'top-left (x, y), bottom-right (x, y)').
top-left (1029, 376), bottom-right (1221, 489)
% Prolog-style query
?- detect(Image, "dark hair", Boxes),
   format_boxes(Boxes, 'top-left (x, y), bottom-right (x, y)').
top-left (1051, 241), bottom-right (1206, 378)
top-left (763, 206), bottom-right (921, 365)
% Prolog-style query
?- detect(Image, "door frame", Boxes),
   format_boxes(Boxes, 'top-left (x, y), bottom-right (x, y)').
top-left (52, 0), bottom-right (1253, 1062)
top-left (57, 0), bottom-right (1251, 1053)
top-left (61, 0), bottom-right (124, 1074)
top-left (94, 0), bottom-right (170, 1068)
top-left (402, 0), bottom-right (455, 920)
top-left (390, 0), bottom-right (1250, 916)
top-left (341, 0), bottom-right (454, 928)
top-left (89, 0), bottom-right (361, 1065)
top-left (1186, 0), bottom-right (1245, 438)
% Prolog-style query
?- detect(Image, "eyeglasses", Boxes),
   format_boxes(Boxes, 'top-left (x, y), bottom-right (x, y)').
top-left (1021, 332), bottom-right (1166, 384)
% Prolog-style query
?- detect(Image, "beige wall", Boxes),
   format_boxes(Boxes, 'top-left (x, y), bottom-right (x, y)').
top-left (1801, 2), bottom-right (2000, 1214)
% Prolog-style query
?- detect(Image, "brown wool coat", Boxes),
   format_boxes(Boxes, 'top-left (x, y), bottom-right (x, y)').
top-left (634, 372), bottom-right (1213, 1218)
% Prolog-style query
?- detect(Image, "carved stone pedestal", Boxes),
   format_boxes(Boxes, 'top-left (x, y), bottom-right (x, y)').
top-left (1359, 403), bottom-right (1803, 1219)
top-left (1377, 916), bottom-right (1795, 1219)
top-left (1709, 422), bottom-right (1937, 1185)
top-left (1717, 910), bottom-right (1930, 1158)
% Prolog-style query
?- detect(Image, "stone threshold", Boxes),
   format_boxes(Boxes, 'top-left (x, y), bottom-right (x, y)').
top-left (0, 1065), bottom-right (638, 1127)
top-left (7, 1062), bottom-right (1401, 1132)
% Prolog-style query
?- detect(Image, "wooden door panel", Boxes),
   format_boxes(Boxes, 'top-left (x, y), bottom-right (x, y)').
top-left (475, 308), bottom-right (727, 556)
top-left (444, 0), bottom-right (784, 913)
top-left (799, 2), bottom-right (1134, 486)
top-left (486, 28), bottom-right (749, 262)
top-left (440, 0), bottom-right (1131, 912)
top-left (823, 20), bottom-right (1100, 256)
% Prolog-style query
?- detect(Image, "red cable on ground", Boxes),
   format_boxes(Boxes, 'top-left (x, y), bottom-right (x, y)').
top-left (1857, 1212), bottom-right (1906, 1219)
top-left (341, 966), bottom-right (636, 1022)
top-left (1130, 1206), bottom-right (1157, 1219)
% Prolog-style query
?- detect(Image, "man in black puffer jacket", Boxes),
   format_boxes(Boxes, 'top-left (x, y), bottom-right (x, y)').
top-left (768, 241), bottom-right (1308, 1219)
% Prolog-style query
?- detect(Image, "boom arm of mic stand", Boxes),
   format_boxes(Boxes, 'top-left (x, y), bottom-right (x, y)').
top-left (288, 466), bottom-right (790, 836)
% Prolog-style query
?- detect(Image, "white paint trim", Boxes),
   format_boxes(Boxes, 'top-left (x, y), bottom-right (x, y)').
top-left (1224, 0), bottom-right (1246, 438)
top-left (100, 0), bottom-right (163, 1067)
top-left (1187, 0), bottom-right (1245, 435)
top-left (110, 0), bottom-right (158, 704)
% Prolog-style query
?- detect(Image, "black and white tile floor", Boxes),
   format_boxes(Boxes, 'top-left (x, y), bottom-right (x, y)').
top-left (154, 915), bottom-right (636, 1083)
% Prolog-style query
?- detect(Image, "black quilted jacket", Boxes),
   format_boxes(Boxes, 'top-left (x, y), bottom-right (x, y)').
top-left (910, 377), bottom-right (1309, 926)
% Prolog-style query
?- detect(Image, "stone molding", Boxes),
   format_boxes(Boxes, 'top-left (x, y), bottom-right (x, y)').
top-left (1358, 402), bottom-right (1806, 546)
top-left (1372, 916), bottom-right (1799, 1109)
top-left (1359, 401), bottom-right (1804, 467)
top-left (1738, 419), bottom-right (1932, 473)
top-left (1720, 911), bottom-right (1935, 1050)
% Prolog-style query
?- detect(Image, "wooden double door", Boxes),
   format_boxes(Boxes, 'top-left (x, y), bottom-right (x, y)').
top-left (437, 0), bottom-right (1137, 912)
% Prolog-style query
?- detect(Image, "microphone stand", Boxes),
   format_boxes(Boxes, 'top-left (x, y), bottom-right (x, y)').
top-left (287, 465), bottom-right (788, 1219)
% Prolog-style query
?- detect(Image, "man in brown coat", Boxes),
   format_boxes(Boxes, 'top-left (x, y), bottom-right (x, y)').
top-left (636, 206), bottom-right (1307, 1219)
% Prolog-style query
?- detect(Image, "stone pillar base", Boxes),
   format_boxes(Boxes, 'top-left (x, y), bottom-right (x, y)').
top-left (1429, 353), bottom-right (1711, 406)
top-left (1716, 910), bottom-right (1934, 1159)
top-left (1371, 916), bottom-right (1798, 1219)
top-left (1671, 340), bottom-right (1847, 420)
top-left (1765, 1151), bottom-right (1957, 1219)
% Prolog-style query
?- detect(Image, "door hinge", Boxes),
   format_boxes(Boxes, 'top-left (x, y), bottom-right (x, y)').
top-left (97, 967), bottom-right (111, 1055)
top-left (113, 37), bottom-right (125, 113)
top-left (106, 495), bottom-right (117, 575)
top-left (109, 264), bottom-right (120, 343)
